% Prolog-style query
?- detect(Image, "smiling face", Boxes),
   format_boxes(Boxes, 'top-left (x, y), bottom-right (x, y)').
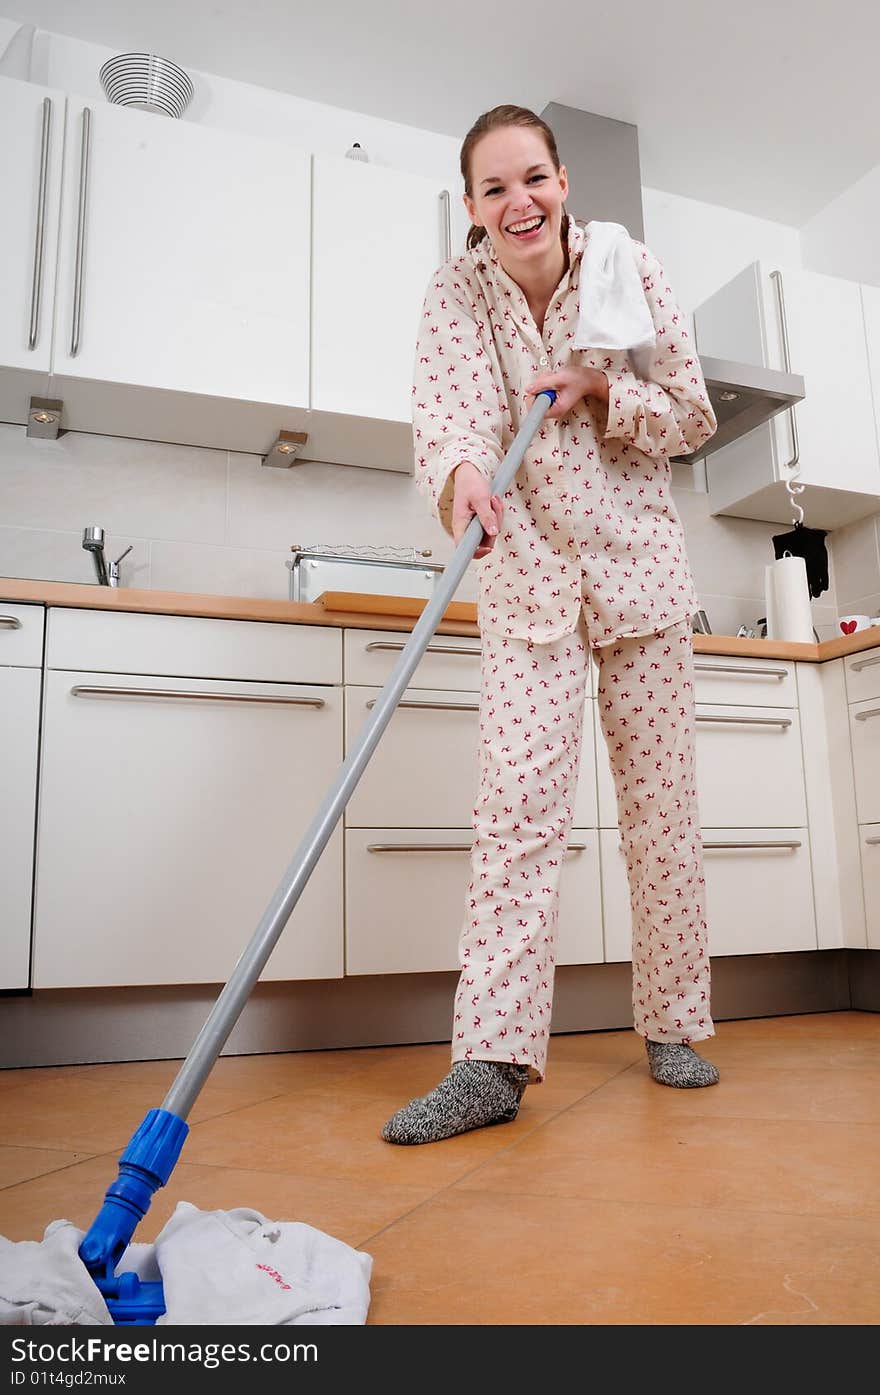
top-left (463, 125), bottom-right (568, 279)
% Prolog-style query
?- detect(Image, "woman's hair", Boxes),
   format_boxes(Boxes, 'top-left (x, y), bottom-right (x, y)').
top-left (460, 105), bottom-right (563, 251)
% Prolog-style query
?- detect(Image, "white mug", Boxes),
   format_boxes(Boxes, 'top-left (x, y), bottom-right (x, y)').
top-left (838, 614), bottom-right (877, 635)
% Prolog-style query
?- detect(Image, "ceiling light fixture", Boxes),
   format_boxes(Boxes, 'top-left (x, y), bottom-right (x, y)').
top-left (26, 397), bottom-right (64, 439)
top-left (262, 430), bottom-right (308, 468)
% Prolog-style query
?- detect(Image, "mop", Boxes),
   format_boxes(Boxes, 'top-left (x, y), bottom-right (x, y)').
top-left (0, 390), bottom-right (556, 1326)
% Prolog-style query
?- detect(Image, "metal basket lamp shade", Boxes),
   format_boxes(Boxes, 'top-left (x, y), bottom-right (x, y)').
top-left (99, 52), bottom-right (194, 119)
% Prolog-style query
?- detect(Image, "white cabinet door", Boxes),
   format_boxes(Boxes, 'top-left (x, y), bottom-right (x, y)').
top-left (860, 284), bottom-right (880, 490)
top-left (698, 262), bottom-right (880, 527)
top-left (345, 827), bottom-right (602, 974)
top-left (310, 155), bottom-right (448, 468)
top-left (33, 673), bottom-right (343, 987)
top-left (51, 98), bottom-right (310, 434)
top-left (601, 829), bottom-right (816, 961)
top-left (0, 666), bottom-right (41, 989)
top-left (861, 825), bottom-right (880, 951)
top-left (0, 77), bottom-right (65, 420)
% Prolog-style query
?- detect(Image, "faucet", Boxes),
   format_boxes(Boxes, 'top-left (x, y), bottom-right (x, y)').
top-left (82, 526), bottom-right (133, 587)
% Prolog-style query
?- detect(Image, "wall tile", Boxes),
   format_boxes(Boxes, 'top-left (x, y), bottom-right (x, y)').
top-left (0, 425), bottom-right (227, 545)
top-left (829, 516), bottom-right (880, 611)
top-left (0, 526), bottom-right (149, 588)
top-left (150, 541), bottom-right (291, 599)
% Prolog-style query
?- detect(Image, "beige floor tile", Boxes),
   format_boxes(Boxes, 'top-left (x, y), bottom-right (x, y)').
top-left (453, 1107), bottom-right (880, 1219)
top-left (181, 1090), bottom-right (558, 1191)
top-left (0, 1144), bottom-right (90, 1190)
top-left (585, 1061), bottom-right (880, 1125)
top-left (365, 1189), bottom-right (880, 1324)
top-left (0, 1072), bottom-right (287, 1154)
top-left (0, 1151), bottom-right (425, 1251)
top-left (0, 1065), bottom-right (96, 1093)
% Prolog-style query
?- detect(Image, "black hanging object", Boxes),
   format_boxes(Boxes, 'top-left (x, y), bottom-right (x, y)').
top-left (771, 522), bottom-right (829, 599)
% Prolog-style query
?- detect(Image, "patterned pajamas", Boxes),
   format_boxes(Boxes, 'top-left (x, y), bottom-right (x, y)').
top-left (453, 616), bottom-right (713, 1082)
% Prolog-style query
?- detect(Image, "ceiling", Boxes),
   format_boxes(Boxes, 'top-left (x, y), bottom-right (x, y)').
top-left (5, 0), bottom-right (880, 225)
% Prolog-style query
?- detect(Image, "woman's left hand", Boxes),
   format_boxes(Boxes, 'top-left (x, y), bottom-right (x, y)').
top-left (524, 365), bottom-right (608, 418)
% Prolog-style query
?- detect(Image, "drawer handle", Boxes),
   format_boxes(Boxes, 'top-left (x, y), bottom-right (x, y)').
top-left (70, 685), bottom-right (325, 708)
top-left (365, 698), bottom-right (479, 713)
top-left (367, 841), bottom-right (588, 853)
top-left (365, 641), bottom-right (481, 657)
top-left (696, 714), bottom-right (792, 729)
top-left (850, 654), bottom-right (880, 673)
top-left (865, 836), bottom-right (880, 846)
top-left (703, 839), bottom-right (802, 851)
top-left (855, 706), bottom-right (880, 722)
top-left (693, 662), bottom-right (788, 679)
top-left (0, 615), bottom-right (24, 630)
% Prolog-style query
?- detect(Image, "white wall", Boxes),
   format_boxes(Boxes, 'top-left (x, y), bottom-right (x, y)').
top-left (801, 162), bottom-right (880, 287)
top-left (0, 19), bottom-right (841, 635)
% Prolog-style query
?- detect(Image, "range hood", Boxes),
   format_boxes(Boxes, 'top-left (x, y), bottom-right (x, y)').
top-left (540, 102), bottom-right (805, 464)
top-left (670, 356), bottom-right (804, 465)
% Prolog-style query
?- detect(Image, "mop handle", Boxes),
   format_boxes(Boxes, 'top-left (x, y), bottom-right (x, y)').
top-left (161, 390), bottom-right (556, 1120)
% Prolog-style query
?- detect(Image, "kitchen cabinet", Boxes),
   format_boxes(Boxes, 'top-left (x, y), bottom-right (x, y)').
top-left (694, 261), bottom-right (880, 528)
top-left (0, 603), bottom-right (45, 990)
top-left (309, 155), bottom-right (451, 470)
top-left (860, 825), bottom-right (880, 951)
top-left (0, 78), bottom-right (65, 424)
top-left (48, 97), bottom-right (311, 452)
top-left (32, 610), bottom-right (344, 988)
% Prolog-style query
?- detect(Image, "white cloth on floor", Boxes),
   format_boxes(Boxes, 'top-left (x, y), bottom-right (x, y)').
top-left (573, 219), bottom-right (656, 356)
top-left (0, 1203), bottom-right (372, 1326)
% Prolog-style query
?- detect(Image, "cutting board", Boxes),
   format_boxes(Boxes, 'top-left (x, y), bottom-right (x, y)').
top-left (315, 590), bottom-right (478, 623)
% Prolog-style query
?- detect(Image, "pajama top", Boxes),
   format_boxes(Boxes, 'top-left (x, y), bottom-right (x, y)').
top-left (411, 218), bottom-right (717, 646)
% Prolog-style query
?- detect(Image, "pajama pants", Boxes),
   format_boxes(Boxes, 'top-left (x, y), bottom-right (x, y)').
top-left (452, 615), bottom-right (714, 1082)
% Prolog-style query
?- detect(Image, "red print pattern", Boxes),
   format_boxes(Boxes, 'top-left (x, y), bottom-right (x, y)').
top-left (412, 219), bottom-right (716, 648)
top-left (454, 619), bottom-right (713, 1081)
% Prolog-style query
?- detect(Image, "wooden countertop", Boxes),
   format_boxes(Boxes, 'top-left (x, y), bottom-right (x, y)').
top-left (3, 575), bottom-right (879, 662)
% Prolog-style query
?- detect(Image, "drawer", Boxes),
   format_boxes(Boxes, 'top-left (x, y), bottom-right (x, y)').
top-left (345, 685), bottom-right (599, 829)
top-left (345, 628), bottom-right (596, 698)
top-left (601, 828), bottom-right (816, 961)
top-left (596, 704), bottom-right (806, 828)
top-left (344, 628), bottom-right (482, 691)
top-left (345, 827), bottom-right (602, 974)
top-left (860, 824), bottom-right (880, 951)
top-left (46, 608), bottom-right (342, 683)
top-left (851, 698), bottom-right (880, 824)
top-left (845, 646), bottom-right (880, 705)
top-left (0, 602), bottom-right (45, 668)
top-left (692, 654), bottom-right (797, 706)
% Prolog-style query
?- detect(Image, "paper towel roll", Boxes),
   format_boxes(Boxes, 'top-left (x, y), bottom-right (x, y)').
top-left (765, 554), bottom-right (814, 642)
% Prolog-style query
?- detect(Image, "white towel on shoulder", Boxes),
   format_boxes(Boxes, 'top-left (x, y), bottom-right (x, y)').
top-left (573, 220), bottom-right (656, 356)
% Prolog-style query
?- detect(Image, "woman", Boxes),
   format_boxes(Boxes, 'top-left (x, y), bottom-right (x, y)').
top-left (382, 105), bottom-right (719, 1147)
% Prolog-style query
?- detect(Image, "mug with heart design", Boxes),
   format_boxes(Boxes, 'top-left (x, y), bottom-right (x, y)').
top-left (838, 614), bottom-right (877, 635)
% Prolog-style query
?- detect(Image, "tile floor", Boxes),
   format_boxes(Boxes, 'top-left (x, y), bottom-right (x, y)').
top-left (2, 1011), bottom-right (879, 1325)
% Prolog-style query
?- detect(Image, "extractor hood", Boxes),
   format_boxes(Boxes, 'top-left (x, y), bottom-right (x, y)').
top-left (540, 102), bottom-right (806, 464)
top-left (670, 356), bottom-right (805, 465)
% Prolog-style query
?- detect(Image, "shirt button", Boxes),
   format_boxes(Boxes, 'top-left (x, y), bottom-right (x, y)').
top-left (539, 355), bottom-right (549, 367)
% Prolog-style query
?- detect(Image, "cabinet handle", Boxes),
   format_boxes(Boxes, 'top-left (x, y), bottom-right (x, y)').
top-left (440, 190), bottom-right (452, 261)
top-left (70, 107), bottom-right (91, 358)
top-left (855, 706), bottom-right (880, 722)
top-left (703, 839), bottom-right (802, 851)
top-left (770, 270), bottom-right (804, 524)
top-left (865, 836), bottom-right (880, 846)
top-left (695, 713), bottom-right (792, 729)
top-left (365, 640), bottom-right (481, 657)
top-left (0, 615), bottom-right (24, 630)
top-left (28, 97), bottom-right (52, 351)
top-left (693, 662), bottom-right (788, 679)
top-left (850, 654), bottom-right (880, 672)
top-left (367, 841), bottom-right (588, 853)
top-left (70, 684), bottom-right (325, 708)
top-left (365, 697), bottom-right (479, 712)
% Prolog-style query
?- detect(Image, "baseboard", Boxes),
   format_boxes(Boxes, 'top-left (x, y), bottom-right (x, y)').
top-left (0, 949), bottom-right (865, 1070)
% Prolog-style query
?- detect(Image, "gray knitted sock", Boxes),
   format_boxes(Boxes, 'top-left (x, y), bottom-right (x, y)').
top-left (646, 1040), bottom-right (720, 1088)
top-left (381, 1060), bottom-right (530, 1145)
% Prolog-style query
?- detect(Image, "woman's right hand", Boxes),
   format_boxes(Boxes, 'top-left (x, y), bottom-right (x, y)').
top-left (451, 461), bottom-right (503, 558)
